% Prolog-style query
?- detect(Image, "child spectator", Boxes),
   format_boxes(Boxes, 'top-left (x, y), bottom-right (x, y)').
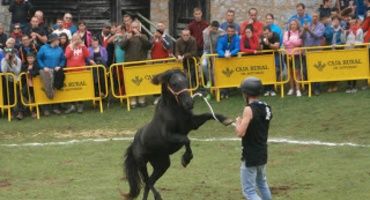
top-left (88, 37), bottom-right (108, 97)
top-left (21, 52), bottom-right (39, 118)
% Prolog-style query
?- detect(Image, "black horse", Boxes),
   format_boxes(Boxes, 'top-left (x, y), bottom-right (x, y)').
top-left (123, 69), bottom-right (232, 200)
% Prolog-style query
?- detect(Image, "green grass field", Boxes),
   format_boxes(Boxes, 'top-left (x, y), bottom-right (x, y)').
top-left (1, 91), bottom-right (370, 200)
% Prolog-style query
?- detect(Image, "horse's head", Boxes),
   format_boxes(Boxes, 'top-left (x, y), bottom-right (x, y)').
top-left (152, 69), bottom-right (194, 110)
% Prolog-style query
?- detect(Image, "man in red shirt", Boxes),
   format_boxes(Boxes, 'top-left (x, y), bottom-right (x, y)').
top-left (187, 7), bottom-right (209, 56)
top-left (240, 8), bottom-right (264, 38)
top-left (151, 29), bottom-right (171, 59)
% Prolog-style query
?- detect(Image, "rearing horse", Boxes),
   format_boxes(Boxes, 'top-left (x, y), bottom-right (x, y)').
top-left (122, 69), bottom-right (232, 200)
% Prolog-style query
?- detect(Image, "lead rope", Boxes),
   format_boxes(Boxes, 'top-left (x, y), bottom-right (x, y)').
top-left (192, 92), bottom-right (236, 127)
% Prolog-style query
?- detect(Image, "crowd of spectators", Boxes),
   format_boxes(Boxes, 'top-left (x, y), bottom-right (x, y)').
top-left (0, 0), bottom-right (370, 120)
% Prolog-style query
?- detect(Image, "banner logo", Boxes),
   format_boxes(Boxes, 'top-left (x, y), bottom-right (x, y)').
top-left (222, 67), bottom-right (234, 77)
top-left (132, 76), bottom-right (143, 86)
top-left (314, 61), bottom-right (326, 72)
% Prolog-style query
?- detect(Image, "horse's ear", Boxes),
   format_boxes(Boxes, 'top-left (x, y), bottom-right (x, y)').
top-left (152, 73), bottom-right (164, 85)
top-left (152, 69), bottom-right (175, 85)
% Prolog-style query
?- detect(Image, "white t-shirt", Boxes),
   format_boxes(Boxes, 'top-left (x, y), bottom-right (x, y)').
top-left (53, 29), bottom-right (72, 40)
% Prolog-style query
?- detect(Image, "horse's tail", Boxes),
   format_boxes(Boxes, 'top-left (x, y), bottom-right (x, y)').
top-left (123, 143), bottom-right (142, 199)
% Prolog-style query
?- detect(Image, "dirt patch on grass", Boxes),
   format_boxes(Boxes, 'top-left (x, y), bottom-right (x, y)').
top-left (0, 179), bottom-right (11, 188)
top-left (53, 129), bottom-right (135, 139)
top-left (270, 185), bottom-right (291, 195)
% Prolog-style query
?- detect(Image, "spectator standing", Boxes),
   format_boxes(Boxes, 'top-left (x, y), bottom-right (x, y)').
top-left (216, 25), bottom-right (240, 58)
top-left (0, 23), bottom-right (8, 49)
top-left (1, 47), bottom-right (23, 119)
top-left (76, 21), bottom-right (92, 47)
top-left (88, 37), bottom-right (108, 97)
top-left (37, 33), bottom-right (66, 116)
top-left (283, 20), bottom-right (303, 97)
top-left (240, 8), bottom-right (264, 38)
top-left (319, 0), bottom-right (335, 20)
top-left (8, 0), bottom-right (33, 32)
top-left (156, 22), bottom-right (173, 55)
top-left (288, 3), bottom-right (313, 28)
top-left (18, 34), bottom-right (39, 64)
top-left (59, 32), bottom-right (70, 52)
top-left (220, 9), bottom-right (241, 34)
top-left (344, 15), bottom-right (364, 93)
top-left (120, 21), bottom-right (151, 108)
top-left (301, 12), bottom-right (325, 95)
top-left (24, 17), bottom-right (47, 46)
top-left (260, 26), bottom-right (281, 97)
top-left (362, 4), bottom-right (370, 43)
top-left (21, 52), bottom-right (39, 118)
top-left (175, 29), bottom-right (198, 88)
top-left (33, 10), bottom-right (48, 35)
top-left (52, 18), bottom-right (72, 40)
top-left (123, 14), bottom-right (134, 33)
top-left (216, 25), bottom-right (240, 99)
top-left (53, 13), bottom-right (78, 35)
top-left (96, 24), bottom-right (112, 48)
top-left (10, 23), bottom-right (23, 49)
top-left (151, 29), bottom-right (171, 59)
top-left (202, 21), bottom-right (225, 87)
top-left (64, 34), bottom-right (90, 113)
top-left (265, 13), bottom-right (283, 45)
top-left (188, 7), bottom-right (209, 56)
top-left (240, 24), bottom-right (259, 54)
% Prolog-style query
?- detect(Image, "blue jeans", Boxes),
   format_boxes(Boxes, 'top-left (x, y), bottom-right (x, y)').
top-left (240, 163), bottom-right (272, 200)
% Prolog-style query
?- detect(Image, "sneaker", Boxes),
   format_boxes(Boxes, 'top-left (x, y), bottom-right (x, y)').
top-left (53, 109), bottom-right (62, 115)
top-left (351, 88), bottom-right (358, 93)
top-left (205, 81), bottom-right (211, 88)
top-left (264, 91), bottom-right (270, 96)
top-left (16, 112), bottom-right (24, 120)
top-left (345, 89), bottom-right (352, 94)
top-left (287, 89), bottom-right (294, 96)
top-left (153, 97), bottom-right (160, 105)
top-left (270, 91), bottom-right (277, 96)
top-left (31, 112), bottom-right (37, 119)
top-left (361, 86), bottom-right (368, 90)
top-left (43, 110), bottom-right (50, 116)
top-left (77, 104), bottom-right (84, 113)
top-left (138, 102), bottom-right (146, 107)
top-left (65, 105), bottom-right (76, 114)
top-left (130, 104), bottom-right (137, 109)
top-left (296, 90), bottom-right (302, 97)
top-left (313, 90), bottom-right (320, 96)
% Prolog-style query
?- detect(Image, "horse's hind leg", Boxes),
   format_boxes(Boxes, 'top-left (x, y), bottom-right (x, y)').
top-left (140, 164), bottom-right (150, 200)
top-left (148, 155), bottom-right (171, 200)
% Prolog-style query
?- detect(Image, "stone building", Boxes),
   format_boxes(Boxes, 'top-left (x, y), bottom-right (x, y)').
top-left (1, 0), bottom-right (321, 36)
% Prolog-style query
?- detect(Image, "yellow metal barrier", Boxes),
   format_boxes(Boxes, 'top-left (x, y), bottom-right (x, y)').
top-left (20, 65), bottom-right (108, 119)
top-left (109, 57), bottom-right (199, 111)
top-left (291, 44), bottom-right (370, 96)
top-left (201, 50), bottom-right (289, 101)
top-left (0, 73), bottom-right (18, 121)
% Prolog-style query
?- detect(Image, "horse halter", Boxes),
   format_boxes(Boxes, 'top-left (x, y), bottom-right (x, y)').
top-left (167, 85), bottom-right (190, 103)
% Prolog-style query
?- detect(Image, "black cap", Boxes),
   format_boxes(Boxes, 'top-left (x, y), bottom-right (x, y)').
top-left (47, 33), bottom-right (59, 43)
top-left (240, 77), bottom-right (263, 96)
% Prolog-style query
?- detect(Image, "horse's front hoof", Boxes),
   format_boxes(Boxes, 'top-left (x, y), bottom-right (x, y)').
top-left (181, 153), bottom-right (193, 168)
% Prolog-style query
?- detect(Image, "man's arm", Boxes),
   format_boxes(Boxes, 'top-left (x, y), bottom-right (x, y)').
top-left (235, 106), bottom-right (253, 137)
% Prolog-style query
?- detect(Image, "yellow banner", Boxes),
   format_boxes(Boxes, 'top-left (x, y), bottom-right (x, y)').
top-left (0, 74), bottom-right (3, 106)
top-left (33, 70), bottom-right (95, 104)
top-left (124, 62), bottom-right (182, 97)
top-left (214, 54), bottom-right (276, 87)
top-left (306, 48), bottom-right (370, 82)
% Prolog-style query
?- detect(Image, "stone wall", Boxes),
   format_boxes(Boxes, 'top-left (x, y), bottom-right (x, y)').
top-left (150, 0), bottom-right (323, 33)
top-left (150, 0), bottom-right (169, 28)
top-left (0, 5), bottom-right (11, 32)
top-left (210, 0), bottom-right (321, 26)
